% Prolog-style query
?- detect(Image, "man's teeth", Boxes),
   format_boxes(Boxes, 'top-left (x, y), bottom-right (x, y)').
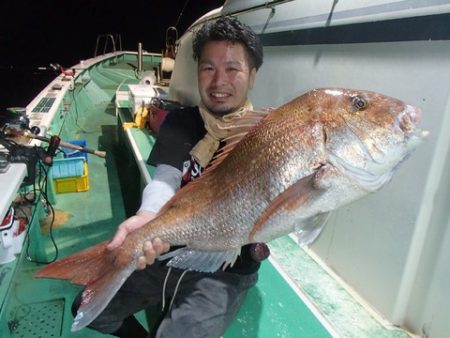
top-left (211, 93), bottom-right (228, 98)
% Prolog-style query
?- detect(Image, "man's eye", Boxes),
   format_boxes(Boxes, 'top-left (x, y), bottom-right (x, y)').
top-left (200, 65), bottom-right (214, 71)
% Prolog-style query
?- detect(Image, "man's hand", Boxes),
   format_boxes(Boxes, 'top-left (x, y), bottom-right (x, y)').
top-left (136, 237), bottom-right (170, 270)
top-left (107, 210), bottom-right (170, 270)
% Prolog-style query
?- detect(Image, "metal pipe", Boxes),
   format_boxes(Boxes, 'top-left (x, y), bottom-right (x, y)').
top-left (137, 43), bottom-right (143, 74)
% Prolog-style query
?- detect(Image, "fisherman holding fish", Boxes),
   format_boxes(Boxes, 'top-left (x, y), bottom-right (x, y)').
top-left (38, 10), bottom-right (427, 338)
top-left (73, 16), bottom-right (269, 338)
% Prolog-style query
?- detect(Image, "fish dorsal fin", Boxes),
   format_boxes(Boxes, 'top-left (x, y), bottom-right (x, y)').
top-left (249, 172), bottom-right (322, 242)
top-left (157, 109), bottom-right (270, 216)
top-left (206, 109), bottom-right (271, 172)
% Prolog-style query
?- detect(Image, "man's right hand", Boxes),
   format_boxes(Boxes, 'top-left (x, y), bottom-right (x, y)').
top-left (107, 210), bottom-right (170, 270)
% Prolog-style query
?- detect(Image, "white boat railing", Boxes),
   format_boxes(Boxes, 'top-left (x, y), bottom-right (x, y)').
top-left (94, 34), bottom-right (122, 57)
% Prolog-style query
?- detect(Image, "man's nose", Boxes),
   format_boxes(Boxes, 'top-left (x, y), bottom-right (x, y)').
top-left (212, 68), bottom-right (227, 85)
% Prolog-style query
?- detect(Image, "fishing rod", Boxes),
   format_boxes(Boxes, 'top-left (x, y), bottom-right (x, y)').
top-left (24, 133), bottom-right (106, 159)
top-left (1, 105), bottom-right (106, 189)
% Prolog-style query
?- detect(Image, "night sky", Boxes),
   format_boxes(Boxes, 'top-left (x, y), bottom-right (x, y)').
top-left (0, 0), bottom-right (224, 111)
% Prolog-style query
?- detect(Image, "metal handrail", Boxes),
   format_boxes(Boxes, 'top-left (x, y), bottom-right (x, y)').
top-left (94, 34), bottom-right (122, 57)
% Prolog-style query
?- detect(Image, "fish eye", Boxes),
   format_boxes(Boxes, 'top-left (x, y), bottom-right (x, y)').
top-left (352, 96), bottom-right (368, 110)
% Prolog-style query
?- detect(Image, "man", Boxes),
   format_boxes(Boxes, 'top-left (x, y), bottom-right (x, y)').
top-left (74, 16), bottom-right (268, 338)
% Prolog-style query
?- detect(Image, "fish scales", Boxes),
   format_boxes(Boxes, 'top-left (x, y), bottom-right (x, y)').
top-left (35, 88), bottom-right (427, 331)
top-left (127, 106), bottom-right (317, 251)
top-left (96, 88), bottom-right (423, 257)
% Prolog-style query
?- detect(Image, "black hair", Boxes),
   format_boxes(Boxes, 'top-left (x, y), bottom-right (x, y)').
top-left (192, 16), bottom-right (263, 71)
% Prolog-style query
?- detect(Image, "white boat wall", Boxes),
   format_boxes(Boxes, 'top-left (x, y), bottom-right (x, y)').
top-left (168, 1), bottom-right (450, 337)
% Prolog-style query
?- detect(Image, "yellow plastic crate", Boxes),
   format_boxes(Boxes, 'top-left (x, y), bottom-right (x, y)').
top-left (53, 162), bottom-right (89, 193)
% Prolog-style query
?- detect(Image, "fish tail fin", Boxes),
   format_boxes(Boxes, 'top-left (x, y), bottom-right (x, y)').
top-left (34, 241), bottom-right (136, 331)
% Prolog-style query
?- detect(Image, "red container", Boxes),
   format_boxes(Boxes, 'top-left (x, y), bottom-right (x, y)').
top-left (148, 98), bottom-right (183, 134)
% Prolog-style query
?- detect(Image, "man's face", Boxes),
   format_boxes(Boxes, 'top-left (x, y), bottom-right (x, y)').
top-left (197, 40), bottom-right (256, 117)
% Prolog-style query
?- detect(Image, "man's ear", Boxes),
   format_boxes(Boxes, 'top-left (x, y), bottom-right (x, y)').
top-left (249, 68), bottom-right (256, 89)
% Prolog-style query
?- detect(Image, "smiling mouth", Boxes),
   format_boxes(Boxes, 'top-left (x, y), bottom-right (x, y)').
top-left (210, 92), bottom-right (230, 99)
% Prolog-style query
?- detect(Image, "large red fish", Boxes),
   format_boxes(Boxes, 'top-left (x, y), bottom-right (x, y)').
top-left (35, 88), bottom-right (427, 331)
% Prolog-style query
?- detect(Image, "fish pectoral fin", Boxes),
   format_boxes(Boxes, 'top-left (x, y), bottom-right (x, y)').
top-left (294, 212), bottom-right (330, 246)
top-left (160, 247), bottom-right (241, 273)
top-left (249, 173), bottom-right (324, 241)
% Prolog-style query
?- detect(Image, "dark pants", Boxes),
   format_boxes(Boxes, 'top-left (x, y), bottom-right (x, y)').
top-left (72, 260), bottom-right (258, 338)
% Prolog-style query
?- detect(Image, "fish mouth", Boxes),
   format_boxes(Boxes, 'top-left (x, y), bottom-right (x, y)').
top-left (406, 104), bottom-right (421, 126)
top-left (399, 105), bottom-right (428, 139)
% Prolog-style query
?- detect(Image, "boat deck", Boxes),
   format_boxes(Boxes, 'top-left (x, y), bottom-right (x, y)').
top-left (0, 52), bottom-right (414, 337)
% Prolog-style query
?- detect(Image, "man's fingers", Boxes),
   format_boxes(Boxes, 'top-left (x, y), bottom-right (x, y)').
top-left (107, 214), bottom-right (156, 252)
top-left (152, 238), bottom-right (170, 255)
top-left (112, 235), bottom-right (170, 269)
top-left (143, 240), bottom-right (157, 265)
top-left (137, 238), bottom-right (170, 269)
top-left (136, 256), bottom-right (147, 270)
top-left (106, 228), bottom-right (128, 250)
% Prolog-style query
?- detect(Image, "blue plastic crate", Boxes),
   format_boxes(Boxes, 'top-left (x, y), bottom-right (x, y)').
top-left (50, 157), bottom-right (85, 179)
top-left (62, 139), bottom-right (88, 162)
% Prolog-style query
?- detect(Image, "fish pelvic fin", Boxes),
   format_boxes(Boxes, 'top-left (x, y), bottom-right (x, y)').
top-left (34, 241), bottom-right (136, 331)
top-left (294, 212), bottom-right (330, 246)
top-left (159, 247), bottom-right (241, 272)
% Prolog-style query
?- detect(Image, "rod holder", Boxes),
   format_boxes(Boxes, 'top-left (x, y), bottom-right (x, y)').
top-left (137, 43), bottom-right (143, 74)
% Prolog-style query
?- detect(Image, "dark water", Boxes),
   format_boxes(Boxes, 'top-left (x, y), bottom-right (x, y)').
top-left (0, 0), bottom-right (223, 113)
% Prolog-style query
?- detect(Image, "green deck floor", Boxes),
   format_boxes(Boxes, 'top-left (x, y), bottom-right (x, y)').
top-left (0, 54), bottom-right (414, 337)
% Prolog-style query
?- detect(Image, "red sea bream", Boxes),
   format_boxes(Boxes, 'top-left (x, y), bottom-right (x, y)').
top-left (36, 88), bottom-right (427, 331)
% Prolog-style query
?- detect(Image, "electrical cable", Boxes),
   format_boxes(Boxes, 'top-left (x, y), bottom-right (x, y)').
top-left (70, 84), bottom-right (95, 134)
top-left (24, 160), bottom-right (59, 264)
top-left (1, 122), bottom-right (59, 264)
